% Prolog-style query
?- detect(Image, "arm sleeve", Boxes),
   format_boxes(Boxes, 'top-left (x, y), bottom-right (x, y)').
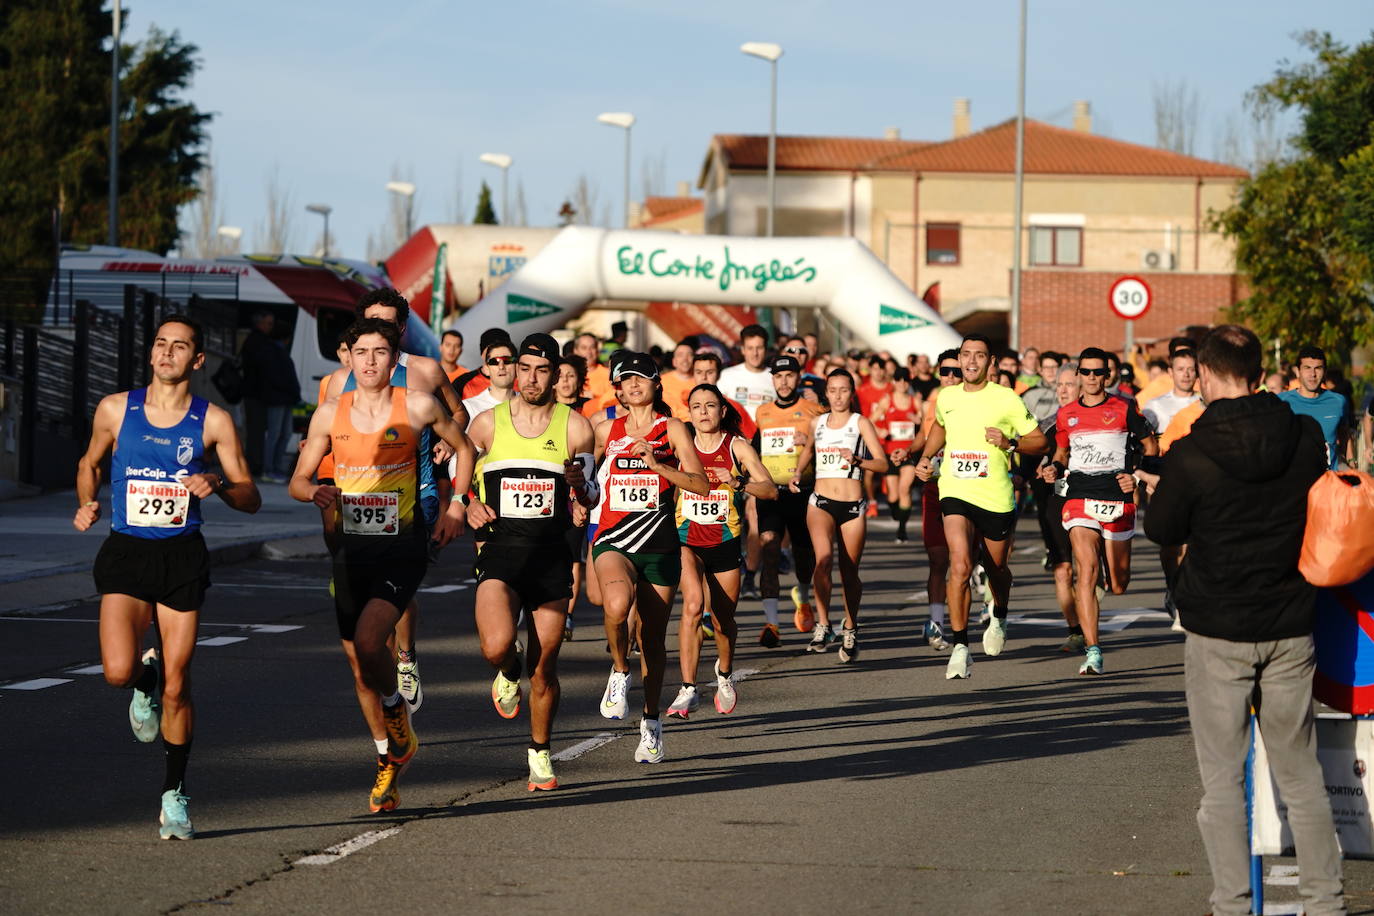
top-left (575, 452), bottom-right (600, 507)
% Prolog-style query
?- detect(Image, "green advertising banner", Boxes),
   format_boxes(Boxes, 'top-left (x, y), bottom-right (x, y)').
top-left (430, 242), bottom-right (448, 336)
top-left (507, 292), bottom-right (561, 323)
top-left (878, 303), bottom-right (933, 336)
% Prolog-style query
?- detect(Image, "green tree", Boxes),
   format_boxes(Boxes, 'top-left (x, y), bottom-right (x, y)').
top-left (1211, 31), bottom-right (1374, 365)
top-left (0, 1), bottom-right (210, 271)
top-left (473, 180), bottom-right (498, 225)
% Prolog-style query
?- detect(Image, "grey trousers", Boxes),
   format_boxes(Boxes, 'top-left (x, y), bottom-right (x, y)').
top-left (1185, 632), bottom-right (1345, 916)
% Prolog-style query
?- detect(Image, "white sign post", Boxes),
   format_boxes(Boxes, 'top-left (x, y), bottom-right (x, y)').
top-left (1108, 275), bottom-right (1152, 359)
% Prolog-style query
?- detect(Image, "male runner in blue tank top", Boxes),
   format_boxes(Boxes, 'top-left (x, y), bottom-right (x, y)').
top-left (74, 314), bottom-right (261, 840)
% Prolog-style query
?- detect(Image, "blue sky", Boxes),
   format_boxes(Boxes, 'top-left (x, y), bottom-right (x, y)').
top-left (129, 0), bottom-right (1372, 261)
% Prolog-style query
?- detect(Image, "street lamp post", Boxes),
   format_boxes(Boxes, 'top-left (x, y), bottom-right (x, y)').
top-left (108, 2), bottom-right (122, 246)
top-left (385, 181), bottom-right (416, 239)
top-left (596, 112), bottom-right (636, 228)
top-left (1009, 0), bottom-right (1028, 351)
top-left (741, 42), bottom-right (783, 237)
top-left (216, 225), bottom-right (242, 256)
top-left (305, 203), bottom-right (332, 257)
top-left (478, 153), bottom-right (513, 224)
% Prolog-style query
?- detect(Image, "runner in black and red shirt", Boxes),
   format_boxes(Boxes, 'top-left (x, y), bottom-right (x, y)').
top-left (1039, 347), bottom-right (1157, 676)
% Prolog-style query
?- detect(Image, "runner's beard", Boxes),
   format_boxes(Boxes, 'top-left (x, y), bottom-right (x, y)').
top-left (521, 386), bottom-right (554, 407)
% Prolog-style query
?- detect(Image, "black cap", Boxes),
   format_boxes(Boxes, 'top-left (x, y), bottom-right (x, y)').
top-left (518, 333), bottom-right (559, 362)
top-left (769, 355), bottom-right (802, 374)
top-left (611, 320), bottom-right (629, 336)
top-left (480, 327), bottom-right (513, 353)
top-left (612, 351), bottom-right (659, 382)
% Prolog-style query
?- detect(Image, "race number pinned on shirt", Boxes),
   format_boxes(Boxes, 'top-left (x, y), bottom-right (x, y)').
top-left (682, 489), bottom-right (729, 524)
top-left (816, 446), bottom-right (851, 479)
top-left (125, 479), bottom-right (189, 528)
top-left (1084, 499), bottom-right (1125, 523)
top-left (500, 478), bottom-right (556, 519)
top-left (610, 474), bottom-right (659, 512)
top-left (341, 492), bottom-right (399, 535)
top-left (888, 420), bottom-right (916, 441)
top-left (760, 427), bottom-right (796, 456)
top-left (948, 450), bottom-right (989, 478)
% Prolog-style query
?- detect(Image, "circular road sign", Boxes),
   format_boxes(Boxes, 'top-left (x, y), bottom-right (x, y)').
top-left (1109, 276), bottom-right (1152, 320)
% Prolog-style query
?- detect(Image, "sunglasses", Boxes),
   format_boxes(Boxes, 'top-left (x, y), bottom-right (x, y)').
top-left (1079, 367), bottom-right (1109, 377)
top-left (938, 366), bottom-right (962, 377)
top-left (783, 347), bottom-right (807, 355)
top-left (486, 356), bottom-right (514, 366)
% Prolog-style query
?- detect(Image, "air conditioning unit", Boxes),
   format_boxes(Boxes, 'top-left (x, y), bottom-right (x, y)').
top-left (1141, 249), bottom-right (1176, 271)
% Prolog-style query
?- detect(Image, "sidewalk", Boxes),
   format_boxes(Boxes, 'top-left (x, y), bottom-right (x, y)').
top-left (0, 482), bottom-right (323, 612)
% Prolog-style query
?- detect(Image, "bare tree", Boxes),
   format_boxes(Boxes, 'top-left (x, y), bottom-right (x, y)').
top-left (1212, 107), bottom-right (1287, 173)
top-left (513, 179), bottom-right (528, 227)
top-left (447, 163), bottom-right (466, 224)
top-left (568, 174), bottom-right (610, 228)
top-left (1153, 79), bottom-right (1201, 156)
top-left (254, 167), bottom-right (295, 255)
top-left (367, 163), bottom-right (417, 260)
top-left (186, 155), bottom-right (235, 258)
top-left (641, 148), bottom-right (668, 199)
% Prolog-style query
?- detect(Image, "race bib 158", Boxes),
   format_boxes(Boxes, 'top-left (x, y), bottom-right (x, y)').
top-left (682, 489), bottom-right (729, 524)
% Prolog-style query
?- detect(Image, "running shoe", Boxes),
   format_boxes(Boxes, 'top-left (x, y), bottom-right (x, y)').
top-left (666, 685), bottom-right (699, 719)
top-left (945, 644), bottom-right (971, 679)
top-left (806, 623), bottom-right (834, 653)
top-left (527, 748), bottom-right (558, 791)
top-left (837, 626), bottom-right (859, 664)
top-left (369, 756), bottom-right (401, 812)
top-left (628, 637), bottom-right (641, 658)
top-left (740, 576), bottom-right (760, 600)
top-left (924, 619), bottom-right (951, 651)
top-left (1061, 633), bottom-right (1087, 654)
top-left (714, 661), bottom-right (737, 714)
top-left (758, 623), bottom-right (782, 648)
top-left (158, 787), bottom-right (195, 840)
top-left (977, 603), bottom-right (993, 626)
top-left (397, 653), bottom-right (422, 715)
top-left (491, 669), bottom-right (522, 719)
top-left (865, 502), bottom-right (879, 518)
top-left (700, 613), bottom-right (716, 640)
top-left (634, 717), bottom-right (665, 764)
top-left (1166, 590), bottom-right (1184, 633)
top-left (982, 615), bottom-right (1008, 657)
top-left (600, 668), bottom-right (631, 720)
top-left (129, 647), bottom-right (161, 744)
top-left (895, 530), bottom-right (908, 543)
top-left (791, 586), bottom-right (815, 632)
top-left (382, 701), bottom-right (418, 767)
top-left (563, 614), bottom-right (575, 642)
top-left (1079, 645), bottom-right (1104, 676)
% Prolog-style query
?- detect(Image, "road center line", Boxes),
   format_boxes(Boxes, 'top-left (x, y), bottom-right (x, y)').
top-left (1, 678), bottom-right (73, 690)
top-left (293, 826), bottom-right (402, 866)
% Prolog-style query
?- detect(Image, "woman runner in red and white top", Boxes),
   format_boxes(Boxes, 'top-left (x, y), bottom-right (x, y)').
top-left (666, 384), bottom-right (775, 719)
top-left (872, 366), bottom-right (923, 543)
top-left (790, 368), bottom-right (889, 663)
top-left (591, 352), bottom-right (708, 764)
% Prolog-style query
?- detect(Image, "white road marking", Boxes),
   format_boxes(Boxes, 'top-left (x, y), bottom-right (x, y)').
top-left (2, 678), bottom-right (72, 690)
top-left (904, 590), bottom-right (929, 602)
top-left (196, 636), bottom-right (248, 647)
top-left (1265, 865), bottom-right (1300, 886)
top-left (66, 664), bottom-right (106, 675)
top-left (552, 733), bottom-right (619, 762)
top-left (418, 584), bottom-right (468, 594)
top-left (249, 624), bottom-right (303, 634)
top-left (293, 826), bottom-right (402, 866)
top-left (1262, 905), bottom-right (1302, 915)
top-left (732, 667), bottom-right (760, 681)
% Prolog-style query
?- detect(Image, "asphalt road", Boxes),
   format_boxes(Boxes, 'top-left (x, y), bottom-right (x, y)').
top-left (3, 516), bottom-right (1371, 915)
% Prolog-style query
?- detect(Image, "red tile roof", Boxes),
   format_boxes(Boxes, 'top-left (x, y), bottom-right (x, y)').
top-left (708, 121), bottom-right (1247, 180)
top-left (641, 196), bottom-right (703, 226)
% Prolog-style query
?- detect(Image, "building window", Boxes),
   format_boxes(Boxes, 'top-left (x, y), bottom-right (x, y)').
top-left (1029, 226), bottom-right (1082, 267)
top-left (925, 222), bottom-right (961, 265)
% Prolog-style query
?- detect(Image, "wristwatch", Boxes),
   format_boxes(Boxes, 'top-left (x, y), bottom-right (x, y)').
top-left (1007, 436), bottom-right (1020, 452)
top-left (732, 475), bottom-right (747, 491)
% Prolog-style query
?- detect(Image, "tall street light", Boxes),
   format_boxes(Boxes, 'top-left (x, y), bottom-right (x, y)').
top-left (108, 2), bottom-right (122, 246)
top-left (305, 203), bottom-right (332, 257)
top-left (386, 180), bottom-right (416, 239)
top-left (216, 225), bottom-right (242, 256)
top-left (741, 41), bottom-right (783, 237)
top-left (1009, 0), bottom-right (1027, 351)
top-left (597, 112), bottom-right (636, 228)
top-left (479, 153), bottom-right (513, 224)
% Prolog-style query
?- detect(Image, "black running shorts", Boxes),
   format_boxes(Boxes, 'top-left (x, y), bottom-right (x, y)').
top-left (331, 555), bottom-right (427, 640)
top-left (686, 539), bottom-right (742, 575)
top-left (477, 541), bottom-right (574, 610)
top-left (939, 496), bottom-right (1017, 542)
top-left (93, 531), bottom-right (210, 612)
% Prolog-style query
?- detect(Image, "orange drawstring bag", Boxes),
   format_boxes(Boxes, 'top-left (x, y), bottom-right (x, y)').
top-left (1300, 471), bottom-right (1374, 588)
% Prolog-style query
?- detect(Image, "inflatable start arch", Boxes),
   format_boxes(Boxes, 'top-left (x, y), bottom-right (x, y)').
top-left (451, 227), bottom-right (962, 357)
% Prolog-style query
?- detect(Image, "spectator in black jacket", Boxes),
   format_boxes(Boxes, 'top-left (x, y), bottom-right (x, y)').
top-left (1143, 324), bottom-right (1342, 916)
top-left (239, 310), bottom-right (300, 482)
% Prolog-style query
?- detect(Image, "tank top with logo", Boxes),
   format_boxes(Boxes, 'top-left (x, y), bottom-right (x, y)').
top-left (342, 353), bottom-right (436, 527)
top-left (329, 387), bottom-right (425, 561)
top-left (112, 388), bottom-right (208, 539)
top-left (676, 433), bottom-right (743, 547)
top-left (476, 401), bottom-right (573, 546)
top-left (595, 414), bottom-right (679, 554)
top-left (812, 412), bottom-right (864, 481)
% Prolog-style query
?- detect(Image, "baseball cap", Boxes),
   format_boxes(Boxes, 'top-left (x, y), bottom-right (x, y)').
top-left (612, 351), bottom-right (659, 382)
top-left (769, 355), bottom-right (802, 374)
top-left (480, 328), bottom-right (513, 353)
top-left (518, 333), bottom-right (559, 362)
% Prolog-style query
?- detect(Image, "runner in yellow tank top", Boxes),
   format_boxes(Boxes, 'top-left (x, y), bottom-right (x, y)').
top-left (291, 318), bottom-right (475, 814)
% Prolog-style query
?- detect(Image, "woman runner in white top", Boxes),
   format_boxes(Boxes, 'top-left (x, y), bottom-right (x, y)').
top-left (790, 368), bottom-right (888, 662)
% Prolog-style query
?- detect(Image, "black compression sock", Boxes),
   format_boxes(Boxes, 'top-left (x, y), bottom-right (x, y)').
top-left (1069, 625), bottom-right (1084, 636)
top-left (530, 741), bottom-right (550, 753)
top-left (950, 627), bottom-right (969, 647)
top-left (133, 662), bottom-right (158, 695)
top-left (992, 605), bottom-right (1009, 620)
top-left (643, 713), bottom-right (659, 721)
top-left (162, 740), bottom-right (190, 794)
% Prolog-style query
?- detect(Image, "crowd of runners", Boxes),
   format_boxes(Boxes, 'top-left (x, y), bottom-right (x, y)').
top-left (71, 289), bottom-right (1364, 838)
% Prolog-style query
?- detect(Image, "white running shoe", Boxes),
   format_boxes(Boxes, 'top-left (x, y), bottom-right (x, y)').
top-left (945, 644), bottom-right (971, 679)
top-left (837, 626), bottom-right (858, 663)
top-left (397, 655), bottom-right (422, 715)
top-left (982, 616), bottom-right (1007, 657)
top-left (634, 717), bottom-right (665, 763)
top-left (923, 619), bottom-right (951, 651)
top-left (600, 668), bottom-right (631, 720)
top-left (665, 685), bottom-right (699, 719)
top-left (806, 623), bottom-right (833, 653)
top-left (714, 660), bottom-right (737, 714)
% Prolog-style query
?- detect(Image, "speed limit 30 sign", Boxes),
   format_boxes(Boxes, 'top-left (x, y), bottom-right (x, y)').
top-left (1109, 276), bottom-right (1152, 320)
